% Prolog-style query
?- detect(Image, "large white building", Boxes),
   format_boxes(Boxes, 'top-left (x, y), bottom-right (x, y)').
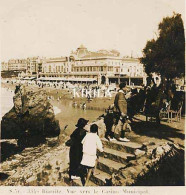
top-left (41, 57), bottom-right (70, 76)
top-left (7, 59), bottom-right (27, 71)
top-left (39, 45), bottom-right (145, 85)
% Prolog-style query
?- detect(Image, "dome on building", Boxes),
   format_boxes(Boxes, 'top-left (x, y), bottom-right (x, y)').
top-left (76, 44), bottom-right (89, 58)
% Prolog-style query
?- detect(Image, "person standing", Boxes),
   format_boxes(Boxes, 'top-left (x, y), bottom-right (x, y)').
top-left (104, 104), bottom-right (115, 141)
top-left (69, 118), bottom-right (89, 180)
top-left (113, 82), bottom-right (130, 142)
top-left (78, 124), bottom-right (103, 186)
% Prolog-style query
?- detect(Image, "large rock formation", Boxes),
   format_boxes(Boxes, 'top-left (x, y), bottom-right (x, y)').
top-left (1, 85), bottom-right (60, 146)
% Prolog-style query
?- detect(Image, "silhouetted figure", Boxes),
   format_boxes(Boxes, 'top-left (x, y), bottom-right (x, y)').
top-left (69, 118), bottom-right (88, 180)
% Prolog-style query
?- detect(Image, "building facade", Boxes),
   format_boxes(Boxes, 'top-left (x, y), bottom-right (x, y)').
top-left (2, 45), bottom-right (146, 85)
top-left (26, 57), bottom-right (42, 75)
top-left (7, 59), bottom-right (27, 71)
top-left (1, 62), bottom-right (9, 71)
top-left (39, 45), bottom-right (145, 85)
top-left (40, 56), bottom-right (70, 77)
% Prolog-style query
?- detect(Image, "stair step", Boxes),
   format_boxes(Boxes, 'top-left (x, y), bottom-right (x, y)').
top-left (90, 169), bottom-right (111, 186)
top-left (63, 174), bottom-right (97, 186)
top-left (102, 138), bottom-right (142, 154)
top-left (97, 157), bottom-right (125, 175)
top-left (98, 147), bottom-right (135, 163)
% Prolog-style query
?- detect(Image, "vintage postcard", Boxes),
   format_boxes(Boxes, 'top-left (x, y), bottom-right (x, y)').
top-left (0, 0), bottom-right (185, 194)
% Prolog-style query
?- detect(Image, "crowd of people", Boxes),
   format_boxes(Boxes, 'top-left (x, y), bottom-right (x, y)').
top-left (2, 77), bottom-right (184, 186)
top-left (65, 78), bottom-right (185, 185)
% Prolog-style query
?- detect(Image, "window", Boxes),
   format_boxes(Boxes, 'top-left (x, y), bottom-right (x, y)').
top-left (101, 67), bottom-right (103, 71)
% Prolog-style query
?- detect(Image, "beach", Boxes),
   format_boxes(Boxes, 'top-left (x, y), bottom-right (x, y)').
top-left (1, 82), bottom-right (107, 135)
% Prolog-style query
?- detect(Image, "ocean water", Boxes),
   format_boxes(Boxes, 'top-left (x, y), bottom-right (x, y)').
top-left (0, 87), bottom-right (104, 136)
top-left (52, 99), bottom-right (104, 136)
top-left (0, 87), bottom-right (14, 120)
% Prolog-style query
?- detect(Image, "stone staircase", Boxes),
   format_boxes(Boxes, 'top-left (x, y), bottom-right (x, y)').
top-left (63, 138), bottom-right (143, 186)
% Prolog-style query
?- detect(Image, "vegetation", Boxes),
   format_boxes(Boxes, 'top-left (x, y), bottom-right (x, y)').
top-left (141, 13), bottom-right (185, 81)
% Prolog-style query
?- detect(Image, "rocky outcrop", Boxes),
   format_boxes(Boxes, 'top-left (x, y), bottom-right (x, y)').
top-left (0, 137), bottom-right (69, 186)
top-left (1, 85), bottom-right (60, 146)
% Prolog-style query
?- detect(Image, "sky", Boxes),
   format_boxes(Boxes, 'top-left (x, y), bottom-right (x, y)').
top-left (0, 0), bottom-right (185, 61)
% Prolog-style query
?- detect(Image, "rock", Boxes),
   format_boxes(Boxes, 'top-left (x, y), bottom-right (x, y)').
top-left (111, 172), bottom-right (122, 186)
top-left (162, 144), bottom-right (171, 153)
top-left (152, 146), bottom-right (164, 159)
top-left (134, 149), bottom-right (145, 157)
top-left (1, 85), bottom-right (60, 146)
top-left (141, 141), bottom-right (156, 150)
top-left (26, 176), bottom-right (37, 185)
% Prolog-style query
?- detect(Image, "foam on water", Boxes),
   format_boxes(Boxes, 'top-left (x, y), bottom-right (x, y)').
top-left (0, 88), bottom-right (14, 120)
top-left (53, 106), bottom-right (61, 115)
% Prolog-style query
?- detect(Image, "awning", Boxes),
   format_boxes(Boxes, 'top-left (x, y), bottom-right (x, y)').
top-left (22, 77), bottom-right (36, 80)
top-left (37, 77), bottom-right (97, 82)
top-left (108, 76), bottom-right (143, 79)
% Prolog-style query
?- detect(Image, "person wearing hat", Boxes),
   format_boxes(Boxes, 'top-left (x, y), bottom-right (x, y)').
top-left (113, 82), bottom-right (130, 142)
top-left (69, 118), bottom-right (89, 180)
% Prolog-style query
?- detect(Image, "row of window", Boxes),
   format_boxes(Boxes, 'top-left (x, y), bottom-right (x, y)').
top-left (75, 60), bottom-right (123, 66)
top-left (45, 65), bottom-right (142, 75)
top-left (47, 65), bottom-right (69, 73)
top-left (73, 66), bottom-right (114, 72)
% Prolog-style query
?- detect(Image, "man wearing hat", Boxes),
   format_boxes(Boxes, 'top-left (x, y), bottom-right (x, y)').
top-left (113, 82), bottom-right (130, 142)
top-left (69, 118), bottom-right (89, 180)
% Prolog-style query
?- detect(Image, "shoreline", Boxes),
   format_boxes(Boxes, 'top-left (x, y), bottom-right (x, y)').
top-left (1, 82), bottom-right (114, 111)
top-left (1, 82), bottom-right (105, 136)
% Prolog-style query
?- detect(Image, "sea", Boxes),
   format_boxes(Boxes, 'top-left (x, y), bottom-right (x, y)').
top-left (0, 86), bottom-right (103, 135)
top-left (0, 87), bottom-right (14, 121)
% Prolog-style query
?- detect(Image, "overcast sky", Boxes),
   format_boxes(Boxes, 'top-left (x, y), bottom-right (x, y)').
top-left (0, 0), bottom-right (185, 61)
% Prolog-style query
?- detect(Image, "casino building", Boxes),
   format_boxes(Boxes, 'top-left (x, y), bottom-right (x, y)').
top-left (39, 45), bottom-right (145, 85)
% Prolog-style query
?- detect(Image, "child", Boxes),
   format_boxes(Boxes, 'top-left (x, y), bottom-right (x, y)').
top-left (78, 124), bottom-right (103, 186)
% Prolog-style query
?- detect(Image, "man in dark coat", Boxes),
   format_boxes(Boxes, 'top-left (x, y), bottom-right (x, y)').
top-left (69, 118), bottom-right (89, 180)
top-left (104, 104), bottom-right (115, 141)
top-left (113, 82), bottom-right (130, 142)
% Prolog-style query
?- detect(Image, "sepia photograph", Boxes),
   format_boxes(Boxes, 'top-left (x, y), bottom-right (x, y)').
top-left (0, 0), bottom-right (185, 193)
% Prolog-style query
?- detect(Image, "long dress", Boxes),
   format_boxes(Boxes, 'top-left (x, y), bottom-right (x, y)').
top-left (69, 127), bottom-right (87, 177)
